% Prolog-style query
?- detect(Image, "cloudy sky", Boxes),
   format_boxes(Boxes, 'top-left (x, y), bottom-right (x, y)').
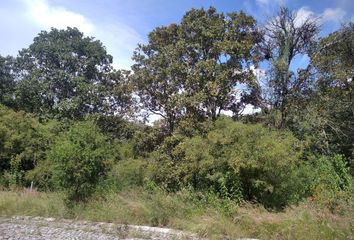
top-left (1, 0), bottom-right (353, 70)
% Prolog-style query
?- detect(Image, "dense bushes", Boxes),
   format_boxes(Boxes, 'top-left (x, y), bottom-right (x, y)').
top-left (0, 105), bottom-right (59, 186)
top-left (146, 118), bottom-right (353, 209)
top-left (0, 105), bottom-right (352, 210)
top-left (148, 117), bottom-right (305, 208)
top-left (0, 109), bottom-right (115, 203)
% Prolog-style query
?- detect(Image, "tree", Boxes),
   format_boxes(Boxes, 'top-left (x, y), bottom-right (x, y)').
top-left (14, 27), bottom-right (129, 120)
top-left (132, 7), bottom-right (262, 132)
top-left (262, 7), bottom-right (319, 127)
top-left (48, 121), bottom-right (113, 202)
top-left (306, 23), bottom-right (354, 159)
top-left (0, 56), bottom-right (16, 107)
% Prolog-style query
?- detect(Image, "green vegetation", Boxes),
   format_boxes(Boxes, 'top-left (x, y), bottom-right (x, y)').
top-left (132, 7), bottom-right (262, 132)
top-left (0, 6), bottom-right (353, 239)
top-left (0, 105), bottom-right (59, 186)
top-left (147, 118), bottom-right (305, 209)
top-left (0, 188), bottom-right (352, 239)
top-left (47, 121), bottom-right (113, 203)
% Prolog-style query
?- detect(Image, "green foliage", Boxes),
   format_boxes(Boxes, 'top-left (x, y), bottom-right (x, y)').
top-left (92, 114), bottom-right (159, 159)
top-left (306, 23), bottom-right (354, 159)
top-left (306, 155), bottom-right (353, 213)
top-left (131, 126), bottom-right (165, 157)
top-left (311, 155), bottom-right (352, 192)
top-left (149, 117), bottom-right (305, 208)
top-left (132, 7), bottom-right (262, 132)
top-left (14, 27), bottom-right (131, 120)
top-left (311, 23), bottom-right (354, 86)
top-left (48, 121), bottom-right (113, 203)
top-left (0, 56), bottom-right (16, 108)
top-left (99, 159), bottom-right (146, 193)
top-left (93, 115), bottom-right (137, 141)
top-left (0, 105), bottom-right (57, 186)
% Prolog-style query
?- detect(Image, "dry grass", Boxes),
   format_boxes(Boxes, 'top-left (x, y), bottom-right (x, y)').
top-left (0, 188), bottom-right (352, 239)
top-left (0, 189), bottom-right (65, 218)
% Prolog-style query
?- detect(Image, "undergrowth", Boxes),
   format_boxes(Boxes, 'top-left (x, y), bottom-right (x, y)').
top-left (0, 188), bottom-right (352, 239)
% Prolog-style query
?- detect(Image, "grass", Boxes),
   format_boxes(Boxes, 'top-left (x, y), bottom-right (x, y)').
top-left (0, 188), bottom-right (353, 239)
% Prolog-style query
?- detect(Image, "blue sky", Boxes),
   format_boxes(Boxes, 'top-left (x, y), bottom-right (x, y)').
top-left (0, 0), bottom-right (353, 70)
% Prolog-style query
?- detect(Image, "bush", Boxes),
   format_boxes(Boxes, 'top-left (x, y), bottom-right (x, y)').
top-left (149, 117), bottom-right (305, 208)
top-left (48, 121), bottom-right (113, 203)
top-left (100, 159), bottom-right (147, 193)
top-left (307, 154), bottom-right (353, 213)
top-left (0, 105), bottom-right (58, 187)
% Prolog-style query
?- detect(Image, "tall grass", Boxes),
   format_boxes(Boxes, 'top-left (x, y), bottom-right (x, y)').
top-left (0, 188), bottom-right (352, 239)
top-left (0, 190), bottom-right (65, 218)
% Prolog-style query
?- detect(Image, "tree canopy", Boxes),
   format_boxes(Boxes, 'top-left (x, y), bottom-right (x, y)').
top-left (14, 27), bottom-right (130, 120)
top-left (132, 7), bottom-right (262, 132)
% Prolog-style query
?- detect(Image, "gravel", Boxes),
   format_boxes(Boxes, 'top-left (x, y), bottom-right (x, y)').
top-left (0, 216), bottom-right (197, 240)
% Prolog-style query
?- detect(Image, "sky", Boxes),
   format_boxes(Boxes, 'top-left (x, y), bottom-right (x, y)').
top-left (1, 0), bottom-right (353, 71)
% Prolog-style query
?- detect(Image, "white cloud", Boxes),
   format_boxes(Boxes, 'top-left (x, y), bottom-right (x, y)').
top-left (18, 0), bottom-right (143, 70)
top-left (243, 104), bottom-right (261, 115)
top-left (0, 1), bottom-right (38, 56)
top-left (321, 8), bottom-right (346, 23)
top-left (95, 24), bottom-right (143, 70)
top-left (255, 0), bottom-right (286, 15)
top-left (221, 105), bottom-right (261, 116)
top-left (267, 6), bottom-right (346, 30)
top-left (264, 7), bottom-right (316, 34)
top-left (295, 7), bottom-right (315, 27)
top-left (22, 0), bottom-right (94, 34)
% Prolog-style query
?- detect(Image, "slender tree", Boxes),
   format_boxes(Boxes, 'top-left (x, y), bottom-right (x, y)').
top-left (262, 7), bottom-right (319, 127)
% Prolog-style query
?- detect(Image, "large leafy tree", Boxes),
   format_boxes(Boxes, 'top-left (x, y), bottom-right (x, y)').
top-left (14, 27), bottom-right (128, 120)
top-left (261, 7), bottom-right (319, 128)
top-left (132, 7), bottom-right (262, 132)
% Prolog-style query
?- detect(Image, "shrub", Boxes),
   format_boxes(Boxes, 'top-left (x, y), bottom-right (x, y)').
top-left (307, 154), bottom-right (353, 213)
top-left (100, 159), bottom-right (146, 193)
top-left (0, 105), bottom-right (58, 187)
top-left (48, 121), bottom-right (113, 203)
top-left (149, 117), bottom-right (305, 208)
